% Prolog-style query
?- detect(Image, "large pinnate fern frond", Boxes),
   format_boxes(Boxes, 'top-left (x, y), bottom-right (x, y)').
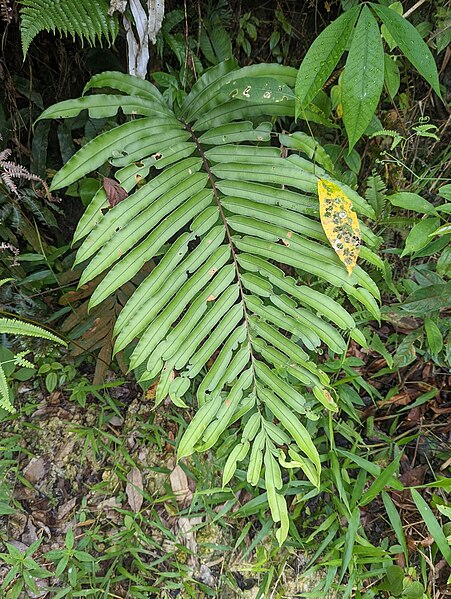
top-left (39, 59), bottom-right (380, 543)
top-left (20, 0), bottom-right (118, 57)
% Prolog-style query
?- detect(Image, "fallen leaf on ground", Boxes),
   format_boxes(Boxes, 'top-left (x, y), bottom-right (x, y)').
top-left (23, 456), bottom-right (48, 484)
top-left (126, 467), bottom-right (144, 513)
top-left (170, 464), bottom-right (193, 507)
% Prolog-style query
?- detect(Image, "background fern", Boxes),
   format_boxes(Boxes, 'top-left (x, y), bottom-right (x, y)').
top-left (0, 312), bottom-right (66, 413)
top-left (20, 0), bottom-right (118, 57)
top-left (39, 60), bottom-right (381, 543)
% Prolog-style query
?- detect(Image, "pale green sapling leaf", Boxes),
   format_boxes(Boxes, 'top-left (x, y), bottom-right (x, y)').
top-left (295, 7), bottom-right (360, 116)
top-left (342, 5), bottom-right (384, 151)
top-left (371, 3), bottom-right (442, 98)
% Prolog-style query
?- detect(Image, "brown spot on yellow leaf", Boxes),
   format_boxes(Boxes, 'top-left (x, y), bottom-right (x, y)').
top-left (318, 179), bottom-right (360, 275)
top-left (287, 231), bottom-right (292, 238)
top-left (209, 268), bottom-right (218, 275)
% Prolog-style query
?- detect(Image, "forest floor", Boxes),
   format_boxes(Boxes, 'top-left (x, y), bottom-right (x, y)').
top-left (1, 340), bottom-right (450, 597)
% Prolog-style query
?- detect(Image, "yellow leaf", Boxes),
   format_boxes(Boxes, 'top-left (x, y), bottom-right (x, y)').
top-left (318, 179), bottom-right (360, 275)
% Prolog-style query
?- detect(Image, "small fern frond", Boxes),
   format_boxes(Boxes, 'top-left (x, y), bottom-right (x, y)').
top-left (365, 172), bottom-right (387, 220)
top-left (0, 364), bottom-right (14, 413)
top-left (0, 317), bottom-right (66, 413)
top-left (14, 351), bottom-right (35, 369)
top-left (0, 318), bottom-right (67, 346)
top-left (369, 129), bottom-right (402, 139)
top-left (40, 63), bottom-right (380, 543)
top-left (20, 0), bottom-right (119, 57)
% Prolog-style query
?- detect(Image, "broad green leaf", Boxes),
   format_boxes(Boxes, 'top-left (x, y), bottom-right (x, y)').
top-left (401, 282), bottom-right (451, 315)
top-left (193, 97), bottom-right (295, 131)
top-left (113, 230), bottom-right (216, 343)
top-left (38, 59), bottom-right (382, 506)
top-left (401, 217), bottom-right (440, 256)
top-left (389, 192), bottom-right (436, 214)
top-left (201, 371), bottom-right (250, 449)
top-left (128, 248), bottom-right (232, 368)
top-left (424, 318), bottom-right (443, 355)
top-left (73, 158), bottom-right (156, 243)
top-left (205, 145), bottom-right (280, 164)
top-left (264, 421), bottom-right (291, 446)
top-left (295, 7), bottom-right (360, 115)
top-left (225, 200), bottom-right (324, 242)
top-left (371, 4), bottom-right (442, 97)
top-left (190, 64), bottom-right (297, 129)
top-left (180, 58), bottom-right (238, 122)
top-left (255, 361), bottom-right (308, 412)
top-left (438, 184), bottom-right (451, 201)
top-left (274, 493), bottom-right (290, 545)
top-left (77, 174), bottom-right (208, 279)
top-left (342, 6), bottom-right (384, 150)
top-left (380, 2), bottom-right (403, 50)
top-left (241, 254), bottom-right (354, 330)
top-left (283, 448), bottom-right (320, 488)
top-left (384, 54), bottom-right (400, 98)
top-left (217, 179), bottom-right (318, 215)
top-left (437, 246), bottom-right (451, 277)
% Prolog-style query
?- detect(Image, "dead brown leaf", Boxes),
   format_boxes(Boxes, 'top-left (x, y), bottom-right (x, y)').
top-left (126, 467), bottom-right (144, 513)
top-left (103, 177), bottom-right (128, 207)
top-left (23, 456), bottom-right (48, 484)
top-left (170, 464), bottom-right (193, 508)
top-left (378, 393), bottom-right (412, 408)
top-left (57, 497), bottom-right (77, 522)
top-left (399, 465), bottom-right (427, 488)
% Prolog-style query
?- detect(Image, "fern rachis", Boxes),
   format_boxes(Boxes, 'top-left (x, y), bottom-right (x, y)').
top-left (39, 61), bottom-right (380, 543)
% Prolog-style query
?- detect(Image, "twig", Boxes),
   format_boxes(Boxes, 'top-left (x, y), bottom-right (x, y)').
top-left (403, 0), bottom-right (428, 19)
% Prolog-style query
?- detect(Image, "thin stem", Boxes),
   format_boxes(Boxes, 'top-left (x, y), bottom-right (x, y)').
top-left (403, 0), bottom-right (428, 19)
